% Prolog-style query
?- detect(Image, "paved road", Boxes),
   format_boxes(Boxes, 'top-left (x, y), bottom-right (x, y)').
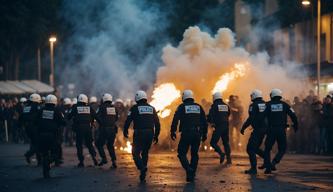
top-left (0, 144), bottom-right (332, 192)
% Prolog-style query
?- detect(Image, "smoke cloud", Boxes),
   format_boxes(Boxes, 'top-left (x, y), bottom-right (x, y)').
top-left (59, 0), bottom-right (168, 98)
top-left (154, 26), bottom-right (309, 104)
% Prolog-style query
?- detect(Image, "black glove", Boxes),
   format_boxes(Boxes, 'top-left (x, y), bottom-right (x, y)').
top-left (201, 135), bottom-right (207, 142)
top-left (153, 136), bottom-right (158, 144)
top-left (123, 130), bottom-right (128, 138)
top-left (171, 132), bottom-right (176, 140)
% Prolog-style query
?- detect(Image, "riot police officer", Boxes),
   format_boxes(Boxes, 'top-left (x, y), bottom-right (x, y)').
top-left (95, 93), bottom-right (119, 168)
top-left (62, 98), bottom-right (73, 146)
top-left (20, 93), bottom-right (42, 165)
top-left (68, 94), bottom-right (99, 167)
top-left (123, 90), bottom-right (160, 182)
top-left (241, 89), bottom-right (267, 174)
top-left (171, 90), bottom-right (208, 182)
top-left (264, 89), bottom-right (298, 174)
top-left (207, 92), bottom-right (231, 164)
top-left (36, 95), bottom-right (65, 178)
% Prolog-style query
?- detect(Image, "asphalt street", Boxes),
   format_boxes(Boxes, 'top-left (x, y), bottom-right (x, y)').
top-left (0, 144), bottom-right (332, 192)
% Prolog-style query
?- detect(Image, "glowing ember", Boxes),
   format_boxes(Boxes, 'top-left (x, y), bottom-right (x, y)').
top-left (150, 83), bottom-right (181, 118)
top-left (123, 141), bottom-right (132, 153)
top-left (212, 63), bottom-right (247, 94)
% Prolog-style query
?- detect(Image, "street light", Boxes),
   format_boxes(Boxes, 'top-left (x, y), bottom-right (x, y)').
top-left (302, 0), bottom-right (311, 6)
top-left (49, 36), bottom-right (57, 88)
top-left (302, 0), bottom-right (321, 97)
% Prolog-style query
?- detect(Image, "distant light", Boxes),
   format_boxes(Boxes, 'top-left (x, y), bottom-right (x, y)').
top-left (327, 83), bottom-right (333, 91)
top-left (302, 0), bottom-right (311, 6)
top-left (49, 36), bottom-right (57, 43)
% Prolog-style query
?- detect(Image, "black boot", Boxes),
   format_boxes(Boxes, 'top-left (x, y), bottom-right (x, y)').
top-left (264, 167), bottom-right (272, 174)
top-left (77, 161), bottom-right (84, 168)
top-left (226, 156), bottom-right (232, 164)
top-left (245, 168), bottom-right (257, 175)
top-left (186, 168), bottom-right (194, 182)
top-left (111, 161), bottom-right (117, 169)
top-left (219, 154), bottom-right (225, 164)
top-left (140, 167), bottom-right (147, 183)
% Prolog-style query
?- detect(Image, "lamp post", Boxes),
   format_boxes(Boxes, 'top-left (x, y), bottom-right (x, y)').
top-left (49, 36), bottom-right (57, 88)
top-left (302, 0), bottom-right (321, 97)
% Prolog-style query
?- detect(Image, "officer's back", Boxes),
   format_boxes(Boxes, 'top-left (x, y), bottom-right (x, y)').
top-left (98, 101), bottom-right (118, 128)
top-left (249, 98), bottom-right (267, 131)
top-left (171, 98), bottom-right (207, 133)
top-left (68, 102), bottom-right (96, 130)
top-left (207, 97), bottom-right (230, 127)
top-left (266, 99), bottom-right (292, 128)
top-left (125, 100), bottom-right (159, 130)
top-left (36, 102), bottom-right (65, 134)
top-left (265, 89), bottom-right (298, 130)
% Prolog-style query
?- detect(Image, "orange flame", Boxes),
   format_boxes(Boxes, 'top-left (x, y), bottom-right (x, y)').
top-left (150, 83), bottom-right (181, 118)
top-left (212, 63), bottom-right (247, 94)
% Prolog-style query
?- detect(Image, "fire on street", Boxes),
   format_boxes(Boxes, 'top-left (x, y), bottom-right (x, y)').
top-left (0, 144), bottom-right (332, 192)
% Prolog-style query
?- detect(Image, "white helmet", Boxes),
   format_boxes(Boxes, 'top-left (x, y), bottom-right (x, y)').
top-left (64, 98), bottom-right (72, 105)
top-left (20, 97), bottom-right (27, 103)
top-left (45, 94), bottom-right (57, 105)
top-left (72, 98), bottom-right (78, 105)
top-left (135, 90), bottom-right (147, 102)
top-left (89, 96), bottom-right (97, 103)
top-left (102, 93), bottom-right (113, 102)
top-left (250, 89), bottom-right (263, 101)
top-left (182, 90), bottom-right (194, 101)
top-left (213, 92), bottom-right (222, 101)
top-left (78, 94), bottom-right (88, 104)
top-left (270, 88), bottom-right (282, 98)
top-left (29, 93), bottom-right (41, 103)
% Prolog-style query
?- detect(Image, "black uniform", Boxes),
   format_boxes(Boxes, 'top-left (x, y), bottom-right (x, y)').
top-left (207, 99), bottom-right (231, 163)
top-left (95, 101), bottom-right (119, 166)
top-left (68, 102), bottom-right (99, 166)
top-left (123, 100), bottom-right (160, 181)
top-left (19, 101), bottom-right (41, 164)
top-left (36, 104), bottom-right (65, 178)
top-left (241, 98), bottom-right (267, 172)
top-left (264, 97), bottom-right (298, 173)
top-left (62, 105), bottom-right (74, 146)
top-left (171, 99), bottom-right (208, 181)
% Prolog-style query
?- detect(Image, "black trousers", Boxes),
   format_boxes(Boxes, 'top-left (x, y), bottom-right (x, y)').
top-left (210, 126), bottom-right (231, 157)
top-left (246, 131), bottom-right (265, 169)
top-left (96, 128), bottom-right (117, 161)
top-left (177, 131), bottom-right (201, 172)
top-left (38, 133), bottom-right (57, 176)
top-left (132, 129), bottom-right (154, 170)
top-left (75, 128), bottom-right (96, 162)
top-left (264, 128), bottom-right (287, 167)
top-left (25, 126), bottom-right (41, 163)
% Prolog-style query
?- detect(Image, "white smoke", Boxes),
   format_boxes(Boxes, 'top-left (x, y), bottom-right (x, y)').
top-left (59, 0), bottom-right (168, 98)
top-left (154, 26), bottom-right (309, 104)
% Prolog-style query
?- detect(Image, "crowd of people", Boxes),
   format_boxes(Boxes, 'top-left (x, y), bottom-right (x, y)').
top-left (0, 89), bottom-right (332, 181)
top-left (1, 90), bottom-right (333, 154)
